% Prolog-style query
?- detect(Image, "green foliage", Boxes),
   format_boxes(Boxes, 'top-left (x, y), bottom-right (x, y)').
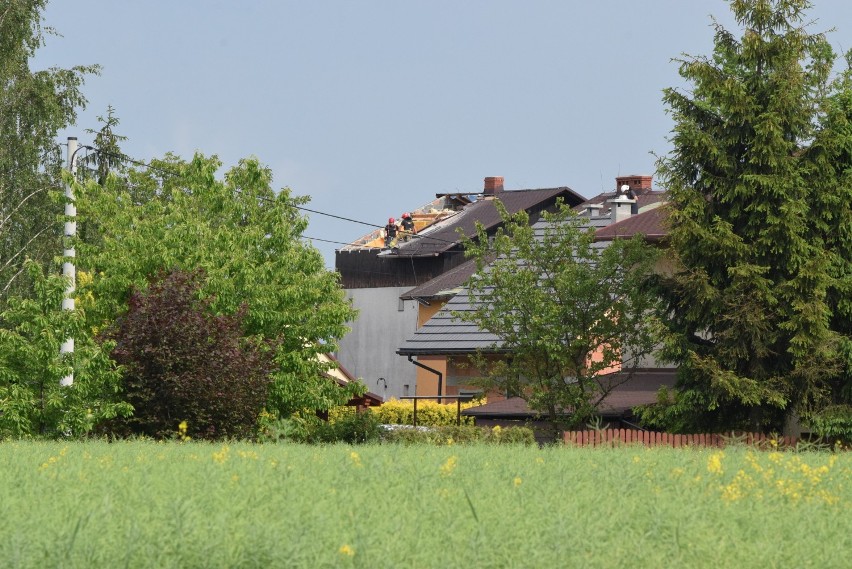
top-left (299, 412), bottom-right (383, 444)
top-left (458, 199), bottom-right (660, 432)
top-left (75, 153), bottom-right (359, 417)
top-left (0, 261), bottom-right (128, 438)
top-left (645, 0), bottom-right (852, 432)
top-left (807, 405), bottom-right (852, 445)
top-left (0, 0), bottom-right (98, 302)
top-left (105, 269), bottom-right (274, 440)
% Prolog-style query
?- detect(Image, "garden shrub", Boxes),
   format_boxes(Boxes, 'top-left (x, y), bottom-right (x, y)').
top-left (351, 398), bottom-right (479, 427)
top-left (106, 269), bottom-right (274, 440)
top-left (268, 411), bottom-right (383, 444)
top-left (807, 405), bottom-right (852, 446)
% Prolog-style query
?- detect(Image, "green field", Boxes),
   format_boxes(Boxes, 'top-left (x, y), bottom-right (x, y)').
top-left (2, 441), bottom-right (850, 568)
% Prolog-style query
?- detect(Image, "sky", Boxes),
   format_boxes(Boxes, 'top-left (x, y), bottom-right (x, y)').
top-left (33, 0), bottom-right (852, 268)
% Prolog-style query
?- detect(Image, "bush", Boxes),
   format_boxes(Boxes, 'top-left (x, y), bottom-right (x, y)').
top-left (265, 411), bottom-right (383, 444)
top-left (361, 398), bottom-right (479, 427)
top-left (106, 269), bottom-right (274, 440)
top-left (807, 405), bottom-right (852, 446)
top-left (0, 261), bottom-right (130, 438)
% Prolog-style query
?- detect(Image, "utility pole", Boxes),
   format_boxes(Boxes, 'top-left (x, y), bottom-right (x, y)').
top-left (61, 136), bottom-right (78, 386)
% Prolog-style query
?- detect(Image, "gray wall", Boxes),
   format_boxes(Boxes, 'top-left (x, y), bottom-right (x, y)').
top-left (335, 286), bottom-right (419, 400)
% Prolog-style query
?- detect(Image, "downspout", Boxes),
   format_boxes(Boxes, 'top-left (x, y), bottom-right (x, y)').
top-left (407, 355), bottom-right (443, 397)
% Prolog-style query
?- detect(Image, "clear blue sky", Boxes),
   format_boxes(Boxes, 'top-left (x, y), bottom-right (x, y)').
top-left (33, 1), bottom-right (852, 267)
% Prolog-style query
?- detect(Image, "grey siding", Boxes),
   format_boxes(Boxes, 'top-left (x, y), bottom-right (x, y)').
top-left (335, 286), bottom-right (419, 399)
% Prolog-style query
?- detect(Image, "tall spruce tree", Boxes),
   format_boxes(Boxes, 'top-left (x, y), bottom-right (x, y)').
top-left (642, 0), bottom-right (852, 433)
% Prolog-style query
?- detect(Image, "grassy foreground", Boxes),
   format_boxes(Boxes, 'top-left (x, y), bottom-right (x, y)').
top-left (2, 441), bottom-right (851, 568)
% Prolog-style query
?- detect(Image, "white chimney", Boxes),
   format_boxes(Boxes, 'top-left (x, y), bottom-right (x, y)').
top-left (607, 184), bottom-right (636, 224)
top-left (585, 203), bottom-right (603, 217)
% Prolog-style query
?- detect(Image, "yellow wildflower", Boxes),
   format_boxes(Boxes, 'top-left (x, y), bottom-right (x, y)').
top-left (212, 445), bottom-right (230, 464)
top-left (349, 451), bottom-right (362, 468)
top-left (177, 420), bottom-right (191, 441)
top-left (707, 451), bottom-right (724, 475)
top-left (440, 455), bottom-right (457, 477)
top-left (339, 544), bottom-right (355, 557)
top-left (513, 476), bottom-right (522, 487)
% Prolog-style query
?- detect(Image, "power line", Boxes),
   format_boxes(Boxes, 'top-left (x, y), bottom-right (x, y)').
top-left (79, 145), bottom-right (464, 248)
top-left (302, 235), bottom-right (355, 246)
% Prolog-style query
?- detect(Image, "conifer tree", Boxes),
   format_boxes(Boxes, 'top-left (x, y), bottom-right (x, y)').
top-left (642, 0), bottom-right (852, 433)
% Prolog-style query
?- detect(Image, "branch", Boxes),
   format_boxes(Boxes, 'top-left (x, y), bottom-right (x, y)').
top-left (1, 224), bottom-right (52, 273)
top-left (0, 187), bottom-right (50, 231)
top-left (0, 265), bottom-right (27, 297)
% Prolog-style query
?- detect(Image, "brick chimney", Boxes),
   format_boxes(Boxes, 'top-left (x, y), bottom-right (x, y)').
top-left (615, 174), bottom-right (653, 195)
top-left (483, 176), bottom-right (504, 195)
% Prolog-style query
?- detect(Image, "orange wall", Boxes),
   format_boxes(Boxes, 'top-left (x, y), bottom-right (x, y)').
top-left (417, 300), bottom-right (446, 328)
top-left (414, 355), bottom-right (447, 396)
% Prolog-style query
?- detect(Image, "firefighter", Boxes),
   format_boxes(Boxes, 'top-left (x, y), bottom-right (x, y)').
top-left (383, 217), bottom-right (399, 248)
top-left (400, 212), bottom-right (415, 241)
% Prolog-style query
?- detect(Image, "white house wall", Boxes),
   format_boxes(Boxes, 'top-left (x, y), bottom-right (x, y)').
top-left (336, 286), bottom-right (419, 400)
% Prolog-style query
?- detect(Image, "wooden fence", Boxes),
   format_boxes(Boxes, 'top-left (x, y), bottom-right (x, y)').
top-left (563, 428), bottom-right (798, 448)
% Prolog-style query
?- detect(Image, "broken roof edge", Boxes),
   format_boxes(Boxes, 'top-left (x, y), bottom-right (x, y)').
top-left (337, 195), bottom-right (460, 252)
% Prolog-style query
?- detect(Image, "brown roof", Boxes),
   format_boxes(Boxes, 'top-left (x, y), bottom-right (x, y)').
top-left (461, 369), bottom-right (677, 418)
top-left (575, 190), bottom-right (666, 214)
top-left (594, 206), bottom-right (668, 242)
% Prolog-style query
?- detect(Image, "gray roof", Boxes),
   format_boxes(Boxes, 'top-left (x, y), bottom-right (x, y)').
top-left (397, 215), bottom-right (612, 356)
top-left (379, 187), bottom-right (585, 259)
top-left (399, 257), bottom-right (481, 301)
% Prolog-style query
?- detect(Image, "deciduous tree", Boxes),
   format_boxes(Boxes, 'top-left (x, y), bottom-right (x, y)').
top-left (459, 201), bottom-right (660, 433)
top-left (76, 153), bottom-right (361, 419)
top-left (0, 261), bottom-right (128, 438)
top-left (0, 0), bottom-right (97, 301)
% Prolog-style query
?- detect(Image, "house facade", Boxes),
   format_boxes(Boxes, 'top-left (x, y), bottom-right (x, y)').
top-left (396, 174), bottom-right (676, 426)
top-left (334, 177), bottom-right (585, 399)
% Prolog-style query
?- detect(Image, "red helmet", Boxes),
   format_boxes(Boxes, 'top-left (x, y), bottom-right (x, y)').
top-left (402, 212), bottom-right (411, 219)
top-left (388, 217), bottom-right (395, 224)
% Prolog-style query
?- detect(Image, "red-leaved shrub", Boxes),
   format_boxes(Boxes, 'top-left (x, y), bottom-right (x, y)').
top-left (107, 269), bottom-right (274, 440)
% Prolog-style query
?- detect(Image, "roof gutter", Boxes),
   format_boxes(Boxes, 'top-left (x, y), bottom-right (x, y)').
top-left (406, 355), bottom-right (443, 397)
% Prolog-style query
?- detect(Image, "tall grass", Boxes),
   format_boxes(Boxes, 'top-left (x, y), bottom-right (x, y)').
top-left (2, 441), bottom-right (850, 568)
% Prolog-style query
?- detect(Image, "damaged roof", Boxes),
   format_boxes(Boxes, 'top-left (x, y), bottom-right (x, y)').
top-left (380, 186), bottom-right (585, 259)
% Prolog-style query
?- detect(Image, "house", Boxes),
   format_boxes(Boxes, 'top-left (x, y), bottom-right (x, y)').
top-left (396, 174), bottom-right (676, 427)
top-left (334, 177), bottom-right (585, 399)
